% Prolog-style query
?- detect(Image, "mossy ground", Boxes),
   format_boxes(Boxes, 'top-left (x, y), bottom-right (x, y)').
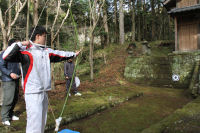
top-left (59, 86), bottom-right (191, 133)
top-left (141, 97), bottom-right (200, 133)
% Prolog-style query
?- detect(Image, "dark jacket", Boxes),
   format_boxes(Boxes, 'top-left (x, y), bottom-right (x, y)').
top-left (64, 61), bottom-right (75, 78)
top-left (0, 51), bottom-right (21, 82)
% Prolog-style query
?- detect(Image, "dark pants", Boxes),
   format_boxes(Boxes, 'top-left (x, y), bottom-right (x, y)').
top-left (66, 78), bottom-right (77, 94)
top-left (1, 80), bottom-right (19, 122)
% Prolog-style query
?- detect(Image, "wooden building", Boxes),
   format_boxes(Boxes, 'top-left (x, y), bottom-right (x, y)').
top-left (164, 0), bottom-right (200, 51)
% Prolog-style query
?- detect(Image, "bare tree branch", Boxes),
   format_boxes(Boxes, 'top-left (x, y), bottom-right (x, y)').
top-left (51, 0), bottom-right (61, 32)
top-left (10, 0), bottom-right (27, 27)
top-left (6, 0), bottom-right (27, 37)
top-left (0, 9), bottom-right (6, 37)
top-left (52, 0), bottom-right (73, 42)
top-left (0, 9), bottom-right (8, 49)
top-left (4, 0), bottom-right (18, 15)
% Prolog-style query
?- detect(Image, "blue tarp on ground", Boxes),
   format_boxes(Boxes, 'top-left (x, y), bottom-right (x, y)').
top-left (58, 129), bottom-right (80, 133)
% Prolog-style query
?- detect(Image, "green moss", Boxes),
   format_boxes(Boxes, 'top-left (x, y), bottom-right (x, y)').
top-left (141, 97), bottom-right (200, 133)
top-left (124, 56), bottom-right (172, 86)
top-left (59, 87), bottom-right (190, 133)
top-left (125, 47), bottom-right (200, 88)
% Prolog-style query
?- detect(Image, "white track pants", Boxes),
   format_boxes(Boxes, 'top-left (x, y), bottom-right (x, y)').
top-left (25, 92), bottom-right (48, 133)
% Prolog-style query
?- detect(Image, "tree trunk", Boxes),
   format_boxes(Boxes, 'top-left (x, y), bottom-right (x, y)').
top-left (51, 33), bottom-right (55, 89)
top-left (26, 0), bottom-right (30, 40)
top-left (119, 0), bottom-right (124, 45)
top-left (142, 0), bottom-right (147, 40)
top-left (103, 2), bottom-right (109, 46)
top-left (131, 0), bottom-right (136, 42)
top-left (88, 0), bottom-right (105, 80)
top-left (46, 8), bottom-right (48, 30)
top-left (137, 0), bottom-right (141, 41)
top-left (84, 19), bottom-right (87, 44)
top-left (8, 0), bottom-right (12, 41)
top-left (150, 0), bottom-right (156, 40)
top-left (89, 33), bottom-right (94, 80)
top-left (45, 6), bottom-right (48, 46)
top-left (33, 0), bottom-right (39, 26)
top-left (56, 34), bottom-right (60, 49)
top-left (2, 31), bottom-right (7, 50)
top-left (114, 0), bottom-right (118, 43)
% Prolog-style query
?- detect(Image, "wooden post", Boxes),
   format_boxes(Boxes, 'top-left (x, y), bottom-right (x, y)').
top-left (175, 17), bottom-right (178, 51)
top-left (198, 23), bottom-right (200, 49)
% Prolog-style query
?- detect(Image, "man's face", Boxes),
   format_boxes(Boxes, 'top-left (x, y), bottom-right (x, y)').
top-left (35, 33), bottom-right (46, 45)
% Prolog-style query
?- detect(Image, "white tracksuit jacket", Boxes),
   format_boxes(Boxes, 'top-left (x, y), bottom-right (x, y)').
top-left (3, 42), bottom-right (76, 93)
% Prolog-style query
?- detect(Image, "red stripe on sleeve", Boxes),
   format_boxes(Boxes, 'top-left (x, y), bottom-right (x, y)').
top-left (3, 55), bottom-right (8, 60)
top-left (21, 51), bottom-right (33, 93)
top-left (49, 53), bottom-right (65, 58)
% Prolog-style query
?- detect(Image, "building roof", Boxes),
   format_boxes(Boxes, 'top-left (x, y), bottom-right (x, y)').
top-left (168, 4), bottom-right (200, 14)
top-left (163, 0), bottom-right (176, 10)
top-left (164, 0), bottom-right (175, 5)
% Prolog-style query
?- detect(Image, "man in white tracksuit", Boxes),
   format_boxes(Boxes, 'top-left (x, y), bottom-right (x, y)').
top-left (3, 26), bottom-right (80, 133)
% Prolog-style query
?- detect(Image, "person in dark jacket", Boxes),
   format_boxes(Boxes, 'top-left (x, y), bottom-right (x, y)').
top-left (64, 58), bottom-right (81, 96)
top-left (0, 39), bottom-right (21, 126)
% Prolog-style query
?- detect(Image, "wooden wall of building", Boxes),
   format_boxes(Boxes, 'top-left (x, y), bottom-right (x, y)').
top-left (177, 16), bottom-right (198, 51)
top-left (177, 0), bottom-right (197, 8)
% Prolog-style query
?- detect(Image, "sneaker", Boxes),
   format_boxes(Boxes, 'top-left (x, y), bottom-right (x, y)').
top-left (2, 121), bottom-right (10, 126)
top-left (12, 115), bottom-right (19, 121)
top-left (75, 92), bottom-right (82, 96)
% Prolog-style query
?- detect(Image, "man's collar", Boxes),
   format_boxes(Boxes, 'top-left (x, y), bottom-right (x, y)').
top-left (29, 40), bottom-right (46, 48)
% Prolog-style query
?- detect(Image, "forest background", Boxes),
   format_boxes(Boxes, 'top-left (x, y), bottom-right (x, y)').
top-left (0, 0), bottom-right (174, 81)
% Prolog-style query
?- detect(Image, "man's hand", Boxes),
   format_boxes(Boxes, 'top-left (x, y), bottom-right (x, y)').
top-left (66, 76), bottom-right (69, 80)
top-left (75, 50), bottom-right (81, 57)
top-left (10, 73), bottom-right (19, 79)
top-left (21, 41), bottom-right (30, 46)
top-left (75, 48), bottom-right (83, 57)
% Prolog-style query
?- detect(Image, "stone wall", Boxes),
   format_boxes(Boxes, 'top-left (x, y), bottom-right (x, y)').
top-left (124, 56), bottom-right (172, 87)
top-left (168, 51), bottom-right (200, 88)
top-left (124, 51), bottom-right (200, 88)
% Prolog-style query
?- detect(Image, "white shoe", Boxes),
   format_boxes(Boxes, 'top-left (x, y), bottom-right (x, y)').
top-left (12, 115), bottom-right (19, 121)
top-left (2, 121), bottom-right (10, 126)
top-left (75, 92), bottom-right (82, 96)
top-left (68, 93), bottom-right (71, 97)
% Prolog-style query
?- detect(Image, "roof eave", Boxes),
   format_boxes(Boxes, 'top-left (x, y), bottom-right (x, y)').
top-left (168, 4), bottom-right (200, 14)
top-left (164, 0), bottom-right (176, 10)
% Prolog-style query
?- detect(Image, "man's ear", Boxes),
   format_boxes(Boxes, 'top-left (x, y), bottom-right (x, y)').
top-left (35, 34), bottom-right (40, 40)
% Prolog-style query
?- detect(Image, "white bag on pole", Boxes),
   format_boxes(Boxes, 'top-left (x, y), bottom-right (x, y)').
top-left (75, 76), bottom-right (80, 87)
